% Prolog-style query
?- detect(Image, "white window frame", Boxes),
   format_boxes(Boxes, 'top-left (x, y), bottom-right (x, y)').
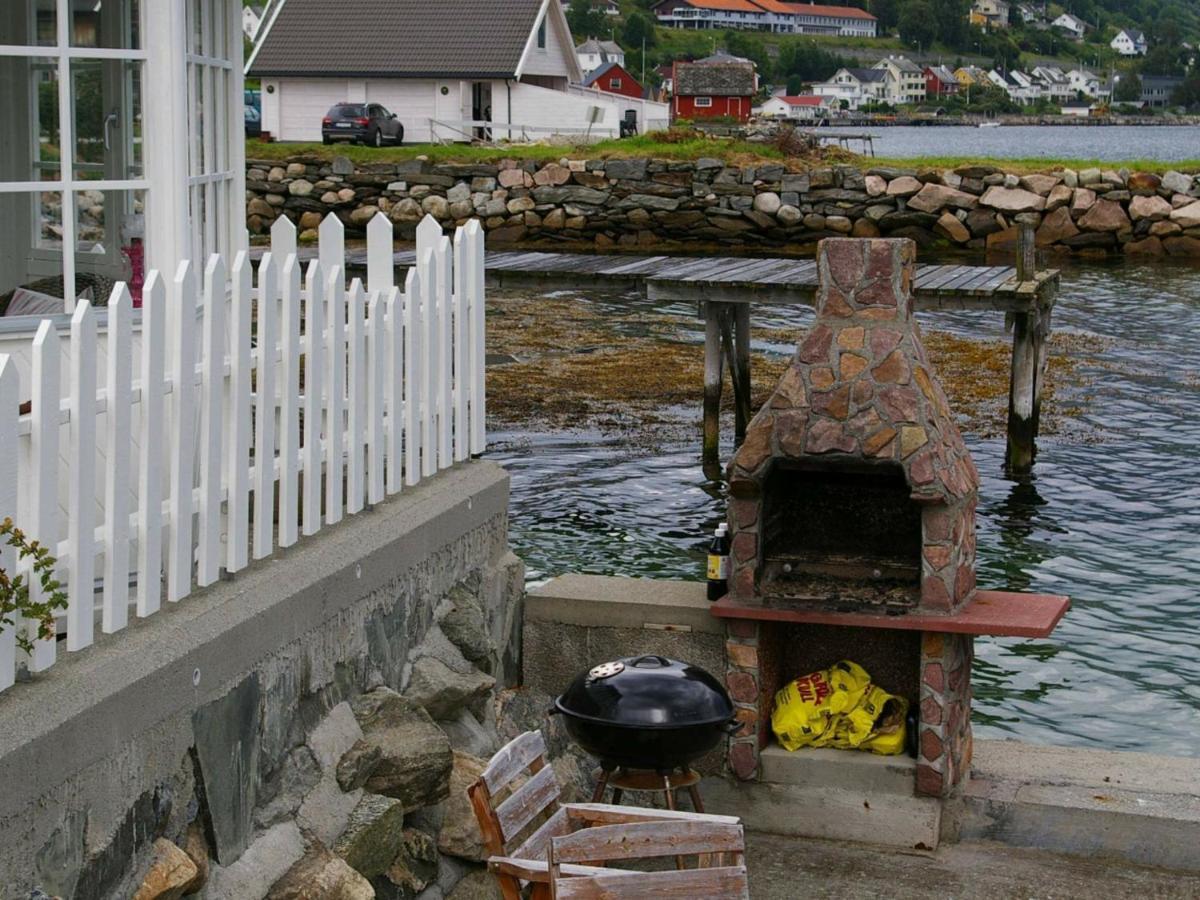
top-left (694, 96), bottom-right (712, 107)
top-left (609, 77), bottom-right (621, 90)
top-left (0, 0), bottom-right (150, 311)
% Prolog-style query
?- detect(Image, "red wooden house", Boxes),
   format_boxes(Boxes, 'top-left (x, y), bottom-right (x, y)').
top-left (672, 60), bottom-right (757, 122)
top-left (583, 61), bottom-right (645, 99)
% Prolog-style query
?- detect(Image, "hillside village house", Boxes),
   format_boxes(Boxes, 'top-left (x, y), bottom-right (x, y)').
top-left (1, 0), bottom-right (245, 317)
top-left (1031, 66), bottom-right (1075, 101)
top-left (575, 38), bottom-right (625, 74)
top-left (969, 0), bottom-right (1010, 30)
top-left (561, 0), bottom-right (621, 16)
top-left (250, 0), bottom-right (665, 143)
top-left (583, 60), bottom-right (646, 99)
top-left (1139, 75), bottom-right (1184, 107)
top-left (1111, 29), bottom-right (1147, 56)
top-left (873, 56), bottom-right (926, 105)
top-left (1052, 12), bottom-right (1088, 39)
top-left (652, 0), bottom-right (878, 37)
top-left (812, 67), bottom-right (888, 109)
top-left (672, 60), bottom-right (757, 121)
top-left (924, 65), bottom-right (961, 97)
top-left (1067, 67), bottom-right (1104, 97)
top-left (758, 94), bottom-right (837, 119)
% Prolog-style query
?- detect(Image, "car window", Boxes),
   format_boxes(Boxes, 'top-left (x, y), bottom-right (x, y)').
top-left (377, 106), bottom-right (391, 118)
top-left (331, 104), bottom-right (365, 117)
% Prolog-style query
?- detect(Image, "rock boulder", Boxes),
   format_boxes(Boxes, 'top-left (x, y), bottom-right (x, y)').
top-left (980, 186), bottom-right (1046, 213)
top-left (351, 688), bottom-right (452, 807)
top-left (405, 657), bottom-right (495, 720)
top-left (268, 843), bottom-right (374, 900)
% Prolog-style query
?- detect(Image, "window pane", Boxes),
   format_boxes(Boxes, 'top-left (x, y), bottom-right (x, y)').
top-left (37, 190), bottom-right (64, 251)
top-left (70, 0), bottom-right (141, 50)
top-left (0, 0), bottom-right (57, 47)
top-left (75, 187), bottom-right (145, 257)
top-left (0, 56), bottom-right (60, 183)
top-left (72, 59), bottom-right (144, 180)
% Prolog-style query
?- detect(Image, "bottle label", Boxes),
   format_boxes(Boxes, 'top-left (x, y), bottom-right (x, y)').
top-left (707, 554), bottom-right (729, 581)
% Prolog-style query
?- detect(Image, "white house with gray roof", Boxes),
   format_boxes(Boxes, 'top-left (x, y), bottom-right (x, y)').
top-left (812, 67), bottom-right (888, 110)
top-left (249, 0), bottom-right (666, 143)
top-left (1111, 29), bottom-right (1147, 56)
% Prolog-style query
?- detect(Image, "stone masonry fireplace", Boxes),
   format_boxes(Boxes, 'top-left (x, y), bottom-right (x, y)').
top-left (711, 238), bottom-right (1069, 800)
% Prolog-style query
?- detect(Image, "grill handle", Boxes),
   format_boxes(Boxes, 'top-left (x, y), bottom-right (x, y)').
top-left (724, 716), bottom-right (742, 734)
top-left (630, 655), bottom-right (671, 668)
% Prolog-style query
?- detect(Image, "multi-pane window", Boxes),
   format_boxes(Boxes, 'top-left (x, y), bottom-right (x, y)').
top-left (1, 0), bottom-right (148, 312)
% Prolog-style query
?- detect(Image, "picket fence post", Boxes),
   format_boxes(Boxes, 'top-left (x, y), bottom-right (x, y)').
top-left (167, 264), bottom-right (196, 605)
top-left (346, 279), bottom-right (367, 514)
top-left (198, 257), bottom-right (227, 588)
top-left (227, 253), bottom-right (253, 574)
top-left (326, 264), bottom-right (346, 525)
top-left (0, 355), bottom-right (17, 690)
top-left (28, 320), bottom-right (60, 668)
top-left (254, 253), bottom-right (278, 560)
top-left (103, 286), bottom-right (133, 632)
top-left (137, 273), bottom-right (166, 616)
top-left (67, 301), bottom-right (97, 649)
top-left (466, 219), bottom-right (486, 454)
top-left (303, 260), bottom-right (325, 537)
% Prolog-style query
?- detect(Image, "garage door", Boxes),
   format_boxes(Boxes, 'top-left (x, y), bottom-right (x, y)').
top-left (278, 79), bottom-right (356, 142)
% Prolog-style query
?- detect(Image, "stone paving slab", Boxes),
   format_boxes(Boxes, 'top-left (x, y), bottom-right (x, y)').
top-left (744, 834), bottom-right (1200, 899)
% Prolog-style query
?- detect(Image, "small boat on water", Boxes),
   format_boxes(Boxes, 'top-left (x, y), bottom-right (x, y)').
top-left (979, 121), bottom-right (1002, 128)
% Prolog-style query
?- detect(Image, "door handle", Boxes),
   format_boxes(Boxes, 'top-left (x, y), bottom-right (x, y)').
top-left (103, 109), bottom-right (119, 151)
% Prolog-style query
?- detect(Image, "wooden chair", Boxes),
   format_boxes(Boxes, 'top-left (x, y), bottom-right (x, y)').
top-left (549, 818), bottom-right (750, 899)
top-left (468, 731), bottom-right (742, 899)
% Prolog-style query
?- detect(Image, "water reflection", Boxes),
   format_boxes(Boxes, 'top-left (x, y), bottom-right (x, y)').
top-left (491, 256), bottom-right (1200, 755)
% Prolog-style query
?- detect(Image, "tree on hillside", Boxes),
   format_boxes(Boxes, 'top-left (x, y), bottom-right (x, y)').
top-left (567, 0), bottom-right (609, 40)
top-left (623, 11), bottom-right (658, 49)
top-left (869, 0), bottom-right (900, 31)
top-left (1172, 76), bottom-right (1200, 109)
top-left (898, 0), bottom-right (937, 50)
top-left (931, 0), bottom-right (971, 48)
top-left (724, 30), bottom-right (770, 73)
top-left (1113, 72), bottom-right (1142, 102)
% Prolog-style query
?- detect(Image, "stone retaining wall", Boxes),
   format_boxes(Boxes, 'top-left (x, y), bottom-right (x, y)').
top-left (0, 462), bottom-right (524, 900)
top-left (247, 155), bottom-right (1200, 257)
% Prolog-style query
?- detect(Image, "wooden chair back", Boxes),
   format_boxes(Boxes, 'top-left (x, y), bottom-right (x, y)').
top-left (548, 819), bottom-right (749, 899)
top-left (469, 730), bottom-right (571, 898)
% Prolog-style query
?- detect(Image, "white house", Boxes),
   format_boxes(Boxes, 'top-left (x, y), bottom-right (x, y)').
top-left (250, 0), bottom-right (665, 144)
top-left (243, 4), bottom-right (265, 40)
top-left (758, 94), bottom-right (837, 120)
top-left (873, 56), bottom-right (926, 106)
top-left (970, 0), bottom-right (1010, 30)
top-left (1067, 67), bottom-right (1104, 97)
top-left (1052, 12), bottom-right (1088, 39)
top-left (576, 39), bottom-right (626, 75)
top-left (1031, 66), bottom-right (1074, 102)
top-left (1, 0), bottom-right (245, 316)
top-left (812, 67), bottom-right (888, 110)
top-left (651, 0), bottom-right (878, 37)
top-left (1111, 29), bottom-right (1147, 56)
top-left (1061, 98), bottom-right (1096, 117)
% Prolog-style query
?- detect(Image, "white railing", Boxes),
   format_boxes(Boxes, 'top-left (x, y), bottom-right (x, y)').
top-left (0, 212), bottom-right (485, 692)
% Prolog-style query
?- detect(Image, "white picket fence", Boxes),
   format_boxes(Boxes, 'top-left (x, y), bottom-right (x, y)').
top-left (0, 212), bottom-right (486, 693)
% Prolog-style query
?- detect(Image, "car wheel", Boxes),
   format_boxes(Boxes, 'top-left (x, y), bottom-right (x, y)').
top-left (322, 136), bottom-right (333, 145)
top-left (372, 128), bottom-right (383, 148)
top-left (395, 125), bottom-right (404, 145)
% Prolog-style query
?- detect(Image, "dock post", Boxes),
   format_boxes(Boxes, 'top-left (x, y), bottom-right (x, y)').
top-left (1005, 223), bottom-right (1046, 474)
top-left (732, 304), bottom-right (752, 443)
top-left (703, 301), bottom-right (724, 474)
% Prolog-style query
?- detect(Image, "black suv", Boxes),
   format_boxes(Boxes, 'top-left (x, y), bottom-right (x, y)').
top-left (321, 103), bottom-right (404, 147)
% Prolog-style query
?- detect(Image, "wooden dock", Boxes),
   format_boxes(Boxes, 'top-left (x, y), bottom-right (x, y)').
top-left (273, 226), bottom-right (1059, 474)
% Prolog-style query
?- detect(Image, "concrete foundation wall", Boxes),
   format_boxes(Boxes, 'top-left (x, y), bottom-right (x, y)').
top-left (0, 461), bottom-right (521, 899)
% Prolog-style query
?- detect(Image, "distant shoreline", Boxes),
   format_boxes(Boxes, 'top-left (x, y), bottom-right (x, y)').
top-left (816, 117), bottom-right (1200, 128)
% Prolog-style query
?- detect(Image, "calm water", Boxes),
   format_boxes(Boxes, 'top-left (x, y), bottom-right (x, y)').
top-left (489, 257), bottom-right (1200, 756)
top-left (818, 124), bottom-right (1200, 163)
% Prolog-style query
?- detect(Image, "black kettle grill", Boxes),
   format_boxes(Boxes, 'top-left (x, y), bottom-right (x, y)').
top-left (552, 655), bottom-right (737, 771)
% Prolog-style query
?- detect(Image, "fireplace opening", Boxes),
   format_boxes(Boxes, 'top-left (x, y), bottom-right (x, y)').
top-left (760, 460), bottom-right (922, 609)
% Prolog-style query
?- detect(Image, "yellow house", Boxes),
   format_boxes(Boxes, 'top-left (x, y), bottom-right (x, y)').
top-left (955, 66), bottom-right (988, 88)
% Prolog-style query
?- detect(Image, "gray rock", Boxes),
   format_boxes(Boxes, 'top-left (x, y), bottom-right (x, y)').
top-left (337, 739), bottom-right (384, 793)
top-left (1061, 168), bottom-right (1078, 188)
top-left (422, 196), bottom-right (450, 219)
top-left (445, 870), bottom-right (503, 900)
top-left (435, 854), bottom-right (473, 894)
top-left (333, 794), bottom-right (408, 880)
top-left (695, 157), bottom-right (723, 170)
top-left (531, 186), bottom-right (608, 205)
top-left (1161, 171), bottom-right (1194, 195)
top-left (391, 199), bottom-right (422, 223)
top-left (446, 183), bottom-right (471, 203)
top-left (1078, 167), bottom-right (1102, 186)
top-left (781, 174), bottom-right (810, 194)
top-left (207, 822), bottom-right (306, 900)
top-left (297, 773), bottom-right (363, 847)
top-left (776, 204), bottom-right (802, 226)
top-left (257, 746), bottom-right (323, 829)
top-left (375, 828), bottom-right (440, 898)
top-left (439, 588), bottom-right (494, 671)
top-left (752, 191), bottom-right (782, 215)
top-left (267, 842), bottom-right (374, 900)
top-left (351, 688), bottom-right (452, 808)
top-left (1003, 173), bottom-right (1020, 188)
top-left (288, 179), bottom-right (315, 197)
top-left (193, 675), bottom-right (261, 863)
top-left (331, 156), bottom-right (355, 176)
top-left (604, 158), bottom-right (648, 181)
top-left (622, 194), bottom-right (680, 211)
top-left (449, 200), bottom-right (474, 219)
top-left (405, 657), bottom-right (494, 721)
top-left (438, 753), bottom-right (488, 862)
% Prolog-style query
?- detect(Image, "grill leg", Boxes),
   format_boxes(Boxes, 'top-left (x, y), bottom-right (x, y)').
top-left (663, 775), bottom-right (685, 870)
top-left (591, 766), bottom-right (612, 803)
top-left (685, 769), bottom-right (705, 813)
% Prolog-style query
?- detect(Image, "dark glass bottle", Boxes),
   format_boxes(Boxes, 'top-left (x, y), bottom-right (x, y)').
top-left (706, 524), bottom-right (730, 602)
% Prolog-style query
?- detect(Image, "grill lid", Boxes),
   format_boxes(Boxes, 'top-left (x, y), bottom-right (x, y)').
top-left (555, 655), bottom-right (734, 728)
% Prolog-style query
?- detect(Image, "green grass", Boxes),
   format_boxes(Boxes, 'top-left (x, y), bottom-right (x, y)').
top-left (246, 135), bottom-right (786, 165)
top-left (247, 137), bottom-right (1200, 174)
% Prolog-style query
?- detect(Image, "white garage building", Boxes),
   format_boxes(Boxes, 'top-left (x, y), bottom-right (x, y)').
top-left (249, 0), bottom-right (666, 144)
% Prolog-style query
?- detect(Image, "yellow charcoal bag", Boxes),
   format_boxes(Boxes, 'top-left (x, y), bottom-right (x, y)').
top-left (770, 660), bottom-right (909, 756)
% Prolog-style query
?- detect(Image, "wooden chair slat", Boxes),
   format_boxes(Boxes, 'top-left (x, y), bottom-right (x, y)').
top-left (482, 729), bottom-right (548, 794)
top-left (496, 760), bottom-right (561, 844)
top-left (488, 857), bottom-right (620, 880)
top-left (552, 866), bottom-right (750, 900)
top-left (563, 803), bottom-right (740, 827)
top-left (551, 820), bottom-right (745, 865)
top-left (514, 805), bottom-right (571, 862)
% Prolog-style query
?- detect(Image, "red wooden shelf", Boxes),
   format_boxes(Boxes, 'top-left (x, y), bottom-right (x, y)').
top-left (709, 590), bottom-right (1069, 638)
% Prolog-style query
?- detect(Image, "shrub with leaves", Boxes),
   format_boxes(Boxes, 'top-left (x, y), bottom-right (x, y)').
top-left (0, 518), bottom-right (67, 655)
